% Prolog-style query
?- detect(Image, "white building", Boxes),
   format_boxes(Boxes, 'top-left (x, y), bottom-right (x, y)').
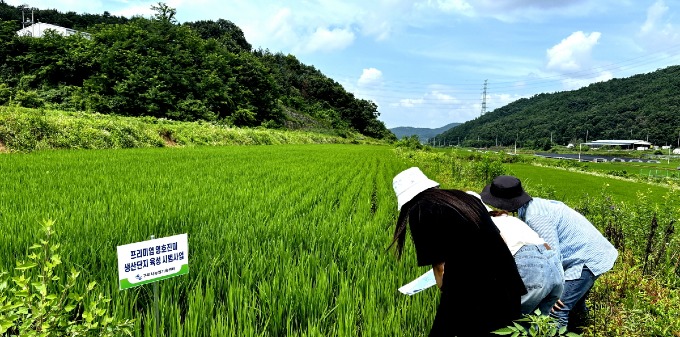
top-left (583, 139), bottom-right (652, 150)
top-left (16, 23), bottom-right (90, 39)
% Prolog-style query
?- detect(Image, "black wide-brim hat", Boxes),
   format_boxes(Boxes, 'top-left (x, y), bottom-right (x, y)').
top-left (480, 175), bottom-right (532, 211)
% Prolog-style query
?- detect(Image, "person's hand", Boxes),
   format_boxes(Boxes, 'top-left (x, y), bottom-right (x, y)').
top-left (433, 263), bottom-right (445, 290)
top-left (551, 299), bottom-right (564, 313)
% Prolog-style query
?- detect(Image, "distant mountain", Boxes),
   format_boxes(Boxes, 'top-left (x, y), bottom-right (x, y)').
top-left (390, 123), bottom-right (461, 141)
top-left (440, 65), bottom-right (680, 149)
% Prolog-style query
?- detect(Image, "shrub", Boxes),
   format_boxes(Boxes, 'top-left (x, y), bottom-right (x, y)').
top-left (493, 310), bottom-right (580, 336)
top-left (0, 219), bottom-right (134, 336)
top-left (395, 135), bottom-right (425, 150)
top-left (13, 90), bottom-right (45, 109)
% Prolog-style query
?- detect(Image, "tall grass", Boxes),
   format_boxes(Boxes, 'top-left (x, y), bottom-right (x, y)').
top-left (0, 106), bottom-right (379, 152)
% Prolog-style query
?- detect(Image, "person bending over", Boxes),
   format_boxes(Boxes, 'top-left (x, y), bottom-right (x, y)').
top-left (390, 167), bottom-right (526, 337)
top-left (467, 191), bottom-right (564, 316)
top-left (481, 175), bottom-right (618, 332)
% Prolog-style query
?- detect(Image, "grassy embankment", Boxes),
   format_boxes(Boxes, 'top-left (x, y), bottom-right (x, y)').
top-left (0, 106), bottom-right (382, 153)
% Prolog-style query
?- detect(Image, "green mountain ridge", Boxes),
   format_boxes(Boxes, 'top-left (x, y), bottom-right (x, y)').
top-left (441, 65), bottom-right (680, 149)
top-left (390, 122), bottom-right (461, 141)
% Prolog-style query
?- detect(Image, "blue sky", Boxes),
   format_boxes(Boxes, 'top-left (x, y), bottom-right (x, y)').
top-left (8, 0), bottom-right (680, 129)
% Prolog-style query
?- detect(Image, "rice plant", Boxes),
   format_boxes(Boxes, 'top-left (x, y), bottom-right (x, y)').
top-left (0, 144), bottom-right (437, 336)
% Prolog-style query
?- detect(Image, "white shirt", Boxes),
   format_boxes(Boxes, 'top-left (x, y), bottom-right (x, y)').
top-left (491, 214), bottom-right (546, 255)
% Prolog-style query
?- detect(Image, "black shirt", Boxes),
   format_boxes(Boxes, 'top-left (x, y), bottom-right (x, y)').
top-left (406, 190), bottom-right (526, 336)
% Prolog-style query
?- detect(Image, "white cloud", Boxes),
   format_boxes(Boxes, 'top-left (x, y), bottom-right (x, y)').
top-left (267, 8), bottom-right (298, 48)
top-left (471, 0), bottom-right (588, 12)
top-left (360, 18), bottom-right (392, 41)
top-left (560, 71), bottom-right (613, 90)
top-left (640, 0), bottom-right (668, 35)
top-left (303, 27), bottom-right (355, 53)
top-left (357, 68), bottom-right (384, 87)
top-left (397, 98), bottom-right (425, 107)
top-left (638, 0), bottom-right (680, 50)
top-left (543, 31), bottom-right (616, 91)
top-left (546, 31), bottom-right (601, 73)
top-left (390, 89), bottom-right (460, 109)
top-left (459, 0), bottom-right (612, 22)
top-left (489, 93), bottom-right (524, 109)
top-left (417, 0), bottom-right (474, 15)
top-left (428, 90), bottom-right (458, 103)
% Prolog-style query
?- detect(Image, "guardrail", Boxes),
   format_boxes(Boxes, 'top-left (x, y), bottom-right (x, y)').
top-left (640, 169), bottom-right (680, 179)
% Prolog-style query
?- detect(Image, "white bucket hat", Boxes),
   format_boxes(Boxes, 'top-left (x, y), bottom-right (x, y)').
top-left (393, 167), bottom-right (439, 210)
top-left (465, 191), bottom-right (493, 212)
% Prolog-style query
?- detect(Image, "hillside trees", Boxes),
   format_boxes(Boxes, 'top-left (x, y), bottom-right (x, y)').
top-left (83, 16), bottom-right (256, 122)
top-left (0, 3), bottom-right (394, 139)
top-left (184, 19), bottom-right (251, 53)
top-left (257, 50), bottom-right (394, 139)
top-left (441, 66), bottom-right (680, 148)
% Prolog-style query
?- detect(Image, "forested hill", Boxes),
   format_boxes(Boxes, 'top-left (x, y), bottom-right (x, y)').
top-left (441, 65), bottom-right (680, 149)
top-left (390, 122), bottom-right (461, 141)
top-left (0, 3), bottom-right (395, 140)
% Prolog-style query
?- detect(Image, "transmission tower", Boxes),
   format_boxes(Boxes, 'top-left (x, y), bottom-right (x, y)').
top-left (480, 79), bottom-right (488, 116)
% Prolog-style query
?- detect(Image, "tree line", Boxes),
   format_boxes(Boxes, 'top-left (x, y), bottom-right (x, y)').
top-left (441, 65), bottom-right (680, 149)
top-left (0, 2), bottom-right (395, 140)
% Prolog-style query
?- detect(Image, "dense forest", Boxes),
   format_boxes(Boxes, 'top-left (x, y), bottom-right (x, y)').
top-left (441, 65), bottom-right (680, 149)
top-left (0, 2), bottom-right (395, 140)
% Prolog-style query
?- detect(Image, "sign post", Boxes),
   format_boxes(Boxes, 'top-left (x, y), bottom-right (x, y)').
top-left (117, 233), bottom-right (189, 336)
top-left (150, 235), bottom-right (160, 337)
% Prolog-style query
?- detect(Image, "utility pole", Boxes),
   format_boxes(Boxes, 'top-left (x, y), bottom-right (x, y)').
top-left (480, 79), bottom-right (488, 116)
top-left (21, 4), bottom-right (29, 29)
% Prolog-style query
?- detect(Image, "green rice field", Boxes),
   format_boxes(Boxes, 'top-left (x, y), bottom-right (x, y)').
top-left (506, 163), bottom-right (674, 204)
top-left (2, 144), bottom-right (679, 336)
top-left (0, 144), bottom-right (438, 336)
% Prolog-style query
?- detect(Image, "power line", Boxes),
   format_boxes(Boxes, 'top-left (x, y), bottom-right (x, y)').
top-left (325, 42), bottom-right (680, 95)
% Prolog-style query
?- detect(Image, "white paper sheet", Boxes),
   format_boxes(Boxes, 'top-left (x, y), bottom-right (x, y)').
top-left (398, 269), bottom-right (437, 295)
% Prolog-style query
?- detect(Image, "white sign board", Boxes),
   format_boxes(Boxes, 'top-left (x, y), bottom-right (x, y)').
top-left (117, 233), bottom-right (189, 290)
top-left (398, 269), bottom-right (437, 295)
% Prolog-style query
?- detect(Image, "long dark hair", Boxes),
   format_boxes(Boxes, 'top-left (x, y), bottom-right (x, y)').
top-left (389, 188), bottom-right (492, 259)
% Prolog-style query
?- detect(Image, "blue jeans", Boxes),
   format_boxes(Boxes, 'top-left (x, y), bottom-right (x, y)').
top-left (514, 244), bottom-right (564, 316)
top-left (550, 266), bottom-right (598, 331)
